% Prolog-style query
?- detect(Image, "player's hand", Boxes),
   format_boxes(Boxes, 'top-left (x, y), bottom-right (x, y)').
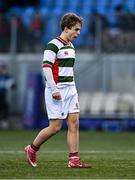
top-left (52, 92), bottom-right (62, 100)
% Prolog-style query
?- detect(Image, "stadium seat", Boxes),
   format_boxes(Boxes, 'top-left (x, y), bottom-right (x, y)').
top-left (21, 7), bottom-right (35, 27)
top-left (90, 92), bottom-right (105, 115)
top-left (80, 0), bottom-right (95, 15)
top-left (53, 0), bottom-right (66, 15)
top-left (120, 93), bottom-right (135, 113)
top-left (111, 0), bottom-right (124, 7)
top-left (66, 0), bottom-right (79, 13)
top-left (43, 14), bottom-right (61, 43)
top-left (96, 0), bottom-right (110, 15)
top-left (43, 17), bottom-right (56, 42)
top-left (7, 6), bottom-right (23, 17)
top-left (104, 93), bottom-right (119, 115)
top-left (122, 93), bottom-right (135, 104)
top-left (39, 0), bottom-right (55, 8)
top-left (74, 36), bottom-right (84, 47)
top-left (39, 7), bottom-right (49, 20)
top-left (125, 0), bottom-right (135, 14)
top-left (117, 93), bottom-right (133, 115)
top-left (81, 14), bottom-right (90, 35)
top-left (79, 92), bottom-right (92, 114)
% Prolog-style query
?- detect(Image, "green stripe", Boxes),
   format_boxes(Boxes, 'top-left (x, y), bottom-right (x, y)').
top-left (60, 46), bottom-right (74, 50)
top-left (58, 76), bottom-right (73, 82)
top-left (59, 58), bottom-right (75, 67)
top-left (46, 43), bottom-right (59, 54)
top-left (43, 61), bottom-right (53, 66)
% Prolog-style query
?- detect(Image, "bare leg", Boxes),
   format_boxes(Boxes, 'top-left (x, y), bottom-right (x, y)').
top-left (33, 119), bottom-right (63, 147)
top-left (66, 113), bottom-right (91, 168)
top-left (66, 113), bottom-right (79, 153)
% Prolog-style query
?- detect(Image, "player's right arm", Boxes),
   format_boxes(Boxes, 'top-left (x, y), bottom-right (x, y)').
top-left (43, 67), bottom-right (61, 100)
top-left (42, 43), bottom-right (61, 100)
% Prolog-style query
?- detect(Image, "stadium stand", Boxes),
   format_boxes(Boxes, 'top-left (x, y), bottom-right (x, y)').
top-left (79, 92), bottom-right (135, 117)
top-left (0, 0), bottom-right (135, 51)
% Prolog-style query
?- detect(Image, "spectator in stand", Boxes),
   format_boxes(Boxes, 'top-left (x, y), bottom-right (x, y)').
top-left (122, 11), bottom-right (135, 32)
top-left (108, 5), bottom-right (125, 37)
top-left (0, 11), bottom-right (10, 52)
top-left (89, 11), bottom-right (109, 49)
top-left (0, 63), bottom-right (16, 129)
top-left (105, 5), bottom-right (127, 51)
top-left (108, 5), bottom-right (135, 52)
top-left (27, 11), bottom-right (44, 52)
top-left (121, 11), bottom-right (135, 51)
top-left (10, 13), bottom-right (28, 52)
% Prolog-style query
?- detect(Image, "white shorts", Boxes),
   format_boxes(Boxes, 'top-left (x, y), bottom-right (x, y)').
top-left (45, 85), bottom-right (80, 119)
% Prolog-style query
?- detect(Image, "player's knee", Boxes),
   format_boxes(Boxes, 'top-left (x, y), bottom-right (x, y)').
top-left (53, 125), bottom-right (62, 133)
top-left (68, 119), bottom-right (79, 130)
top-left (50, 121), bottom-right (62, 133)
top-left (73, 120), bottom-right (79, 129)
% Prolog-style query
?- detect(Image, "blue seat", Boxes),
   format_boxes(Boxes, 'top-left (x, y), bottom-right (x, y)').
top-left (53, 0), bottom-right (66, 15)
top-left (81, 14), bottom-right (90, 35)
top-left (43, 14), bottom-right (61, 43)
top-left (74, 35), bottom-right (84, 47)
top-left (96, 0), bottom-right (110, 15)
top-left (40, 0), bottom-right (56, 13)
top-left (111, 0), bottom-right (124, 7)
top-left (21, 6), bottom-right (35, 27)
top-left (125, 0), bottom-right (135, 13)
top-left (80, 0), bottom-right (95, 15)
top-left (107, 12), bottom-right (116, 27)
top-left (54, 0), bottom-right (66, 10)
top-left (6, 6), bottom-right (23, 21)
top-left (7, 6), bottom-right (23, 16)
top-left (66, 0), bottom-right (79, 13)
top-left (39, 0), bottom-right (54, 7)
top-left (67, 0), bottom-right (79, 8)
top-left (39, 7), bottom-right (49, 20)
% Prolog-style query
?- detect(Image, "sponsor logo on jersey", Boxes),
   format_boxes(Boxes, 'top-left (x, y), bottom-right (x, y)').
top-left (64, 51), bottom-right (69, 56)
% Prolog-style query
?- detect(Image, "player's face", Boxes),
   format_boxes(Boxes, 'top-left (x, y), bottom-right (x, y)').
top-left (66, 23), bottom-right (81, 42)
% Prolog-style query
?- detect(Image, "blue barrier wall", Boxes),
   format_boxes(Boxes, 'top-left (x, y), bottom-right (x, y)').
top-left (23, 73), bottom-right (47, 129)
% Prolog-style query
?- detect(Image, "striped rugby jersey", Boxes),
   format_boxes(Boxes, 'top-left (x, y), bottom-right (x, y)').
top-left (42, 36), bottom-right (76, 88)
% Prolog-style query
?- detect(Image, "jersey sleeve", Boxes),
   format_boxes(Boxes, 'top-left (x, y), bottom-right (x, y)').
top-left (42, 43), bottom-right (59, 68)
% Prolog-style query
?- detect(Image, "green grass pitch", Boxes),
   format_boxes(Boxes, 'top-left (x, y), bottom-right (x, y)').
top-left (0, 130), bottom-right (135, 179)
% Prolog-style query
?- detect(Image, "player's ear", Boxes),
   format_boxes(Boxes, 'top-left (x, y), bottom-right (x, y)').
top-left (64, 27), bottom-right (69, 33)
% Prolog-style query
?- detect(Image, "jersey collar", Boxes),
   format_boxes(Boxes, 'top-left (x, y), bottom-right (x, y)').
top-left (56, 36), bottom-right (69, 45)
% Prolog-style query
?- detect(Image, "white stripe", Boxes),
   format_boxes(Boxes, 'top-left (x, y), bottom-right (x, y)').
top-left (43, 49), bottom-right (56, 64)
top-left (70, 156), bottom-right (79, 159)
top-left (57, 48), bottom-right (75, 59)
top-left (49, 39), bottom-right (63, 49)
top-left (0, 150), bottom-right (135, 154)
top-left (59, 67), bottom-right (73, 76)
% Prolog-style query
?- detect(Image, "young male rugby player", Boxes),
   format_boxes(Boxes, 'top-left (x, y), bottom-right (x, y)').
top-left (25, 12), bottom-right (91, 168)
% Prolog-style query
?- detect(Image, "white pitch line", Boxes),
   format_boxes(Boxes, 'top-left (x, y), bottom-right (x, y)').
top-left (0, 150), bottom-right (135, 154)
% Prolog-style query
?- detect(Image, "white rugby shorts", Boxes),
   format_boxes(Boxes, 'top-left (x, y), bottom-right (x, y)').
top-left (45, 85), bottom-right (80, 119)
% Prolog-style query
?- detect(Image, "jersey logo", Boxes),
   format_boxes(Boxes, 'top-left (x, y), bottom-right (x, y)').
top-left (64, 51), bottom-right (69, 56)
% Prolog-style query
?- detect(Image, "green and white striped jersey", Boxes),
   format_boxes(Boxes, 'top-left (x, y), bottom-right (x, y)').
top-left (42, 36), bottom-right (76, 88)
